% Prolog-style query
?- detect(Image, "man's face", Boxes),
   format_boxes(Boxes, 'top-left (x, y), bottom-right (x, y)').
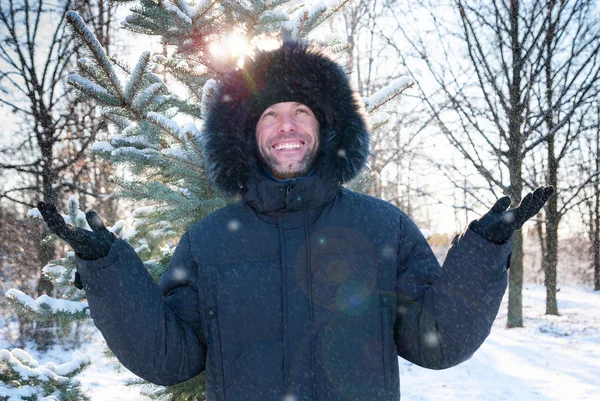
top-left (255, 102), bottom-right (320, 180)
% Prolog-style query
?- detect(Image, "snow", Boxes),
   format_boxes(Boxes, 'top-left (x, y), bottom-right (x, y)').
top-left (1, 285), bottom-right (598, 399)
top-left (66, 74), bottom-right (111, 96)
top-left (364, 76), bottom-right (414, 111)
top-left (400, 284), bottom-right (600, 401)
top-left (42, 264), bottom-right (67, 277)
top-left (109, 219), bottom-right (126, 235)
top-left (164, 3), bottom-right (192, 26)
top-left (0, 327), bottom-right (147, 401)
top-left (259, 9), bottom-right (290, 23)
top-left (130, 206), bottom-right (156, 218)
top-left (5, 289), bottom-right (89, 315)
top-left (146, 111), bottom-right (184, 138)
top-left (111, 133), bottom-right (153, 148)
top-left (91, 141), bottom-right (114, 153)
top-left (26, 208), bottom-right (41, 218)
top-left (183, 122), bottom-right (201, 139)
top-left (161, 147), bottom-right (190, 160)
top-left (189, 0), bottom-right (214, 20)
top-left (111, 146), bottom-right (159, 159)
top-left (227, 219), bottom-right (240, 232)
top-left (0, 383), bottom-right (37, 399)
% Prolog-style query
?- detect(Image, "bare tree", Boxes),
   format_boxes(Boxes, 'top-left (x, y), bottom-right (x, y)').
top-left (574, 98), bottom-right (600, 291)
top-left (377, 0), bottom-right (600, 325)
top-left (533, 0), bottom-right (600, 312)
top-left (0, 200), bottom-right (43, 347)
top-left (336, 0), bottom-right (435, 225)
top-left (0, 0), bottom-right (118, 349)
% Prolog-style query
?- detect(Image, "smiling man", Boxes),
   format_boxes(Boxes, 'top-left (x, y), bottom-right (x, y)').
top-left (256, 101), bottom-right (320, 180)
top-left (38, 40), bottom-right (554, 401)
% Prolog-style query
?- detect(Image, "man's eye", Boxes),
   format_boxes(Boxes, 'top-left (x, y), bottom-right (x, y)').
top-left (296, 108), bottom-right (309, 114)
top-left (262, 111), bottom-right (276, 118)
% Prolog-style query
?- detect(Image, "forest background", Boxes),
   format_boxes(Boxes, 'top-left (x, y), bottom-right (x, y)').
top-left (0, 0), bottom-right (599, 399)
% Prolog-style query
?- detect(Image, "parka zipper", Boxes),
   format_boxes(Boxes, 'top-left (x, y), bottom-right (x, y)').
top-left (284, 179), bottom-right (296, 208)
top-left (380, 295), bottom-right (392, 393)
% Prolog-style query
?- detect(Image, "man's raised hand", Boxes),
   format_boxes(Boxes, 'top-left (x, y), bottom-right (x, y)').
top-left (469, 186), bottom-right (555, 244)
top-left (37, 202), bottom-right (116, 261)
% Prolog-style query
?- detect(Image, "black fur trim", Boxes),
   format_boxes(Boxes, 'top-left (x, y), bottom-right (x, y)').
top-left (202, 40), bottom-right (370, 196)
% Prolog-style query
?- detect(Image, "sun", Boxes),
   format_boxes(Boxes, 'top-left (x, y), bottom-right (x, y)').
top-left (210, 30), bottom-right (281, 67)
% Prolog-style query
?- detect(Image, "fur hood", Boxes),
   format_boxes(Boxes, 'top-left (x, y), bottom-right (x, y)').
top-left (202, 40), bottom-right (370, 196)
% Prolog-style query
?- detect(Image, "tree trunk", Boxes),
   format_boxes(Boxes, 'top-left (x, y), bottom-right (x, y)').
top-left (508, 230), bottom-right (524, 327)
top-left (543, 0), bottom-right (559, 314)
top-left (536, 218), bottom-right (546, 284)
top-left (545, 211), bottom-right (559, 315)
top-left (34, 161), bottom-right (59, 350)
top-left (506, 0), bottom-right (525, 328)
top-left (507, 163), bottom-right (524, 327)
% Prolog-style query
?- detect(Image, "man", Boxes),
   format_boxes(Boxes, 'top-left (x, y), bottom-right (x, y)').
top-left (38, 40), bottom-right (553, 401)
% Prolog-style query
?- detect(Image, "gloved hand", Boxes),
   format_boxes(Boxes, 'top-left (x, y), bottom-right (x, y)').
top-left (37, 201), bottom-right (116, 261)
top-left (469, 186), bottom-right (555, 245)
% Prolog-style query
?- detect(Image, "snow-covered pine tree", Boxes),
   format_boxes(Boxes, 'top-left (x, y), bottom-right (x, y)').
top-left (0, 347), bottom-right (91, 401)
top-left (3, 196), bottom-right (114, 400)
top-left (5, 0), bottom-right (414, 399)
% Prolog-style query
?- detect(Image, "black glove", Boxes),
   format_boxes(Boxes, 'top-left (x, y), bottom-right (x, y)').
top-left (37, 201), bottom-right (116, 261)
top-left (469, 186), bottom-right (555, 245)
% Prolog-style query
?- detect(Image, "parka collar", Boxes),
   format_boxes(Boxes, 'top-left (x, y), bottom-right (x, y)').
top-left (242, 168), bottom-right (340, 215)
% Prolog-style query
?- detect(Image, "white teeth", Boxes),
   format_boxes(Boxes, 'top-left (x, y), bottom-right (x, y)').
top-left (274, 143), bottom-right (303, 150)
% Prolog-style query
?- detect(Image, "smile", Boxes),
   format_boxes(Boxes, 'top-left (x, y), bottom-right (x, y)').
top-left (272, 141), bottom-right (305, 150)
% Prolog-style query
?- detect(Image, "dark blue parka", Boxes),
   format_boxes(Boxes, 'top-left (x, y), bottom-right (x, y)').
top-left (75, 42), bottom-right (513, 401)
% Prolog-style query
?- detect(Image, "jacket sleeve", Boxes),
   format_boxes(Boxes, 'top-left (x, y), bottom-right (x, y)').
top-left (394, 211), bottom-right (512, 370)
top-left (75, 231), bottom-right (206, 386)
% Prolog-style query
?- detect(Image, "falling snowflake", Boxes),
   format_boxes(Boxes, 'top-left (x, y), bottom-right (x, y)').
top-left (502, 212), bottom-right (516, 224)
top-left (228, 219), bottom-right (240, 231)
top-left (424, 331), bottom-right (439, 347)
top-left (172, 268), bottom-right (188, 281)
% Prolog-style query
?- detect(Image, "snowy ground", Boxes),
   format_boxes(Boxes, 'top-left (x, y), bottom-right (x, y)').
top-left (2, 284), bottom-right (599, 400)
top-left (400, 284), bottom-right (600, 401)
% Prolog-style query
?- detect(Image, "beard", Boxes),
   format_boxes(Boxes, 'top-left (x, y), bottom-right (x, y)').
top-left (258, 133), bottom-right (319, 180)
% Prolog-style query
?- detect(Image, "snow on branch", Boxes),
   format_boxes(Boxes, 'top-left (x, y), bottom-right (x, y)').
top-left (102, 108), bottom-right (132, 129)
top-left (364, 76), bottom-right (414, 113)
top-left (111, 133), bottom-right (155, 149)
top-left (146, 112), bottom-right (185, 141)
top-left (190, 0), bottom-right (217, 19)
top-left (124, 51), bottom-right (152, 101)
top-left (131, 205), bottom-right (157, 218)
top-left (67, 195), bottom-right (88, 229)
top-left (91, 141), bottom-right (115, 154)
top-left (164, 2), bottom-right (193, 27)
top-left (66, 11), bottom-right (122, 98)
top-left (172, 0), bottom-right (217, 21)
top-left (133, 82), bottom-right (165, 112)
top-left (0, 348), bottom-right (90, 398)
top-left (5, 289), bottom-right (89, 316)
top-left (183, 122), bottom-right (201, 139)
top-left (284, 0), bottom-right (346, 37)
top-left (259, 9), bottom-right (290, 32)
top-left (161, 147), bottom-right (191, 162)
top-left (67, 74), bottom-right (121, 106)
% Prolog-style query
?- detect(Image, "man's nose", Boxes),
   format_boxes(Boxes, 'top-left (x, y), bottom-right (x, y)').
top-left (278, 113), bottom-right (297, 133)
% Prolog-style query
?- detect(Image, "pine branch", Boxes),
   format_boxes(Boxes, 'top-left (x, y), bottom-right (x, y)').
top-left (124, 51), bottom-right (152, 100)
top-left (66, 11), bottom-right (123, 98)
